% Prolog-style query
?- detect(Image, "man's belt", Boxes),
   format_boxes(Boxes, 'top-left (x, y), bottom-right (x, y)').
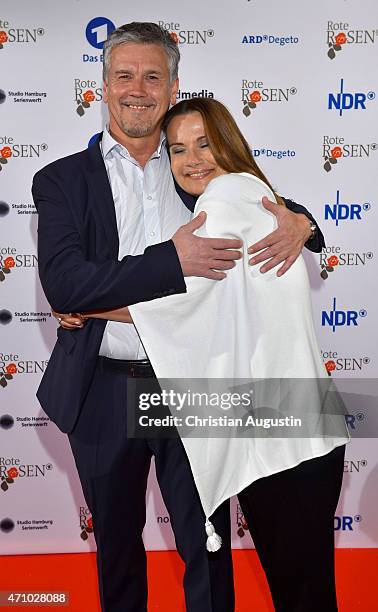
top-left (98, 356), bottom-right (155, 378)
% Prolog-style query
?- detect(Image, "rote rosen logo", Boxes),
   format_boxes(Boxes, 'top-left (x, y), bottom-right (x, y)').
top-left (321, 350), bottom-right (371, 376)
top-left (327, 21), bottom-right (378, 59)
top-left (1, 457), bottom-right (53, 492)
top-left (79, 507), bottom-right (94, 540)
top-left (74, 79), bottom-right (102, 116)
top-left (0, 353), bottom-right (49, 389)
top-left (322, 136), bottom-right (377, 172)
top-left (241, 80), bottom-right (297, 116)
top-left (156, 21), bottom-right (214, 45)
top-left (320, 246), bottom-right (373, 280)
top-left (0, 248), bottom-right (38, 282)
top-left (236, 504), bottom-right (249, 538)
top-left (0, 137), bottom-right (48, 172)
top-left (0, 19), bottom-right (45, 51)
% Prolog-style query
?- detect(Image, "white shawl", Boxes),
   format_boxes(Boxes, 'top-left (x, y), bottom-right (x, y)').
top-left (129, 173), bottom-right (349, 549)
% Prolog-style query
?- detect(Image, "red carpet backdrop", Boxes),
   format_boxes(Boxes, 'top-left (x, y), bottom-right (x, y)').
top-left (1, 0), bottom-right (377, 554)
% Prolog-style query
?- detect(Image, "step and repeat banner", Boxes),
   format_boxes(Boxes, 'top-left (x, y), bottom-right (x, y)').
top-left (1, 0), bottom-right (377, 554)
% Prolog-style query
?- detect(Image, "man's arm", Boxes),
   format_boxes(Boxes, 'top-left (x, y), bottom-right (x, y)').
top-left (248, 196), bottom-right (325, 276)
top-left (33, 170), bottom-right (241, 313)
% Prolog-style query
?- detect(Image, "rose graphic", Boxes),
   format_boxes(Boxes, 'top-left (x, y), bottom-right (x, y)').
top-left (327, 31), bottom-right (347, 59)
top-left (87, 517), bottom-right (93, 530)
top-left (327, 255), bottom-right (339, 267)
top-left (83, 90), bottom-right (95, 103)
top-left (170, 32), bottom-right (179, 44)
top-left (7, 467), bottom-right (19, 479)
top-left (335, 33), bottom-right (347, 45)
top-left (325, 360), bottom-right (336, 375)
top-left (331, 146), bottom-right (342, 159)
top-left (0, 31), bottom-right (8, 48)
top-left (250, 90), bottom-right (261, 103)
top-left (6, 363), bottom-right (17, 375)
top-left (323, 146), bottom-right (342, 173)
top-left (4, 257), bottom-right (15, 269)
top-left (1, 146), bottom-right (12, 158)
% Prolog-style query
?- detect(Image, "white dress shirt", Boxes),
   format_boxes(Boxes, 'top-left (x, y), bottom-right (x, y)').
top-left (99, 127), bottom-right (192, 360)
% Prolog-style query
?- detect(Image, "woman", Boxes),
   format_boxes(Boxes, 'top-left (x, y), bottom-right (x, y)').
top-left (56, 98), bottom-right (348, 611)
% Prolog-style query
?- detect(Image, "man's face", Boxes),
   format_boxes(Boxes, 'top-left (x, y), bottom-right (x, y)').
top-left (103, 42), bottom-right (178, 142)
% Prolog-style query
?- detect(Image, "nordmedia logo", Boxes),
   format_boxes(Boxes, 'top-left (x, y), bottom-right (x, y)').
top-left (327, 21), bottom-right (378, 60)
top-left (322, 136), bottom-right (377, 172)
top-left (0, 19), bottom-right (45, 51)
top-left (74, 79), bottom-right (102, 117)
top-left (322, 298), bottom-right (367, 333)
top-left (328, 79), bottom-right (375, 116)
top-left (323, 191), bottom-right (372, 227)
top-left (241, 79), bottom-right (297, 116)
top-left (242, 33), bottom-right (299, 46)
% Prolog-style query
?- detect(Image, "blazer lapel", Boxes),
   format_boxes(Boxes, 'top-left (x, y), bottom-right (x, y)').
top-left (86, 136), bottom-right (119, 259)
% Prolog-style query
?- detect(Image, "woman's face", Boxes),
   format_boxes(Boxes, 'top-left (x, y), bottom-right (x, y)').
top-left (166, 111), bottom-right (227, 196)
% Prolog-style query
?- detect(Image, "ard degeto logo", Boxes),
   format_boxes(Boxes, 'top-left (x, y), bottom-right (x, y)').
top-left (74, 79), bottom-right (102, 116)
top-left (328, 79), bottom-right (375, 116)
top-left (324, 191), bottom-right (372, 227)
top-left (322, 136), bottom-right (377, 172)
top-left (0, 19), bottom-right (45, 51)
top-left (253, 147), bottom-right (296, 160)
top-left (157, 21), bottom-right (214, 45)
top-left (321, 350), bottom-right (371, 376)
top-left (319, 245), bottom-right (373, 280)
top-left (345, 412), bottom-right (365, 430)
top-left (79, 506), bottom-right (94, 541)
top-left (241, 79), bottom-right (297, 117)
top-left (242, 33), bottom-right (299, 46)
top-left (327, 21), bottom-right (378, 60)
top-left (86, 17), bottom-right (115, 50)
top-left (322, 298), bottom-right (367, 333)
top-left (0, 137), bottom-right (48, 172)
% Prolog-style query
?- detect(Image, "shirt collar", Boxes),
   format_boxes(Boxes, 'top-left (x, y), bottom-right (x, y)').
top-left (101, 126), bottom-right (166, 161)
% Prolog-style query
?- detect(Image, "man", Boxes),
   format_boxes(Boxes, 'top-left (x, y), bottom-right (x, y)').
top-left (33, 23), bottom-right (324, 612)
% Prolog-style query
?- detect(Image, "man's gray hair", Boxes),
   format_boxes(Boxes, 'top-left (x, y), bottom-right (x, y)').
top-left (103, 22), bottom-right (180, 83)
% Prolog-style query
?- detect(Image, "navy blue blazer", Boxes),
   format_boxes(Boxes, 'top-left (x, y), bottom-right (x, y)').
top-left (32, 138), bottom-right (324, 433)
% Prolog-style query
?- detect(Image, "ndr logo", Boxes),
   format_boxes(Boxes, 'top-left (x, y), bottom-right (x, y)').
top-left (324, 190), bottom-right (371, 226)
top-left (334, 515), bottom-right (362, 531)
top-left (85, 17), bottom-right (115, 50)
top-left (328, 79), bottom-right (375, 116)
top-left (322, 298), bottom-right (367, 332)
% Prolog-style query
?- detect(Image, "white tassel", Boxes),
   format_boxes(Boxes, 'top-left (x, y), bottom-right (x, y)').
top-left (205, 520), bottom-right (222, 552)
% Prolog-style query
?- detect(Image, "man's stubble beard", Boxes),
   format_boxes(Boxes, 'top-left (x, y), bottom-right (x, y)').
top-left (120, 117), bottom-right (155, 138)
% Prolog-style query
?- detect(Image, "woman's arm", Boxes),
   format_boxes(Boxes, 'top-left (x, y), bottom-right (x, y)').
top-left (52, 307), bottom-right (133, 329)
